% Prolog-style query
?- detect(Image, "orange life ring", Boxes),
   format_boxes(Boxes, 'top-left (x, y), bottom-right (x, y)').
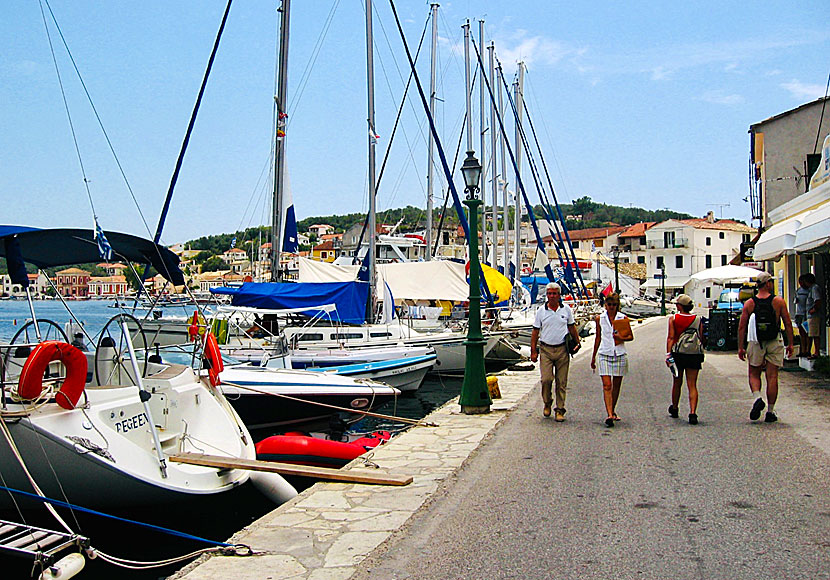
top-left (18, 341), bottom-right (88, 410)
top-left (203, 332), bottom-right (224, 386)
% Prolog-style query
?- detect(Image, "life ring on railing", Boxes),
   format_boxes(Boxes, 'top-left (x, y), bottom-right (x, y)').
top-left (203, 332), bottom-right (224, 386)
top-left (18, 341), bottom-right (88, 410)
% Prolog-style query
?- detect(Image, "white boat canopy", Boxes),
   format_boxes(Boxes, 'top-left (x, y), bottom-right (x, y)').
top-left (299, 257), bottom-right (471, 301)
top-left (794, 202), bottom-right (830, 253)
top-left (689, 265), bottom-right (764, 285)
top-left (640, 276), bottom-right (691, 290)
top-left (753, 212), bottom-right (809, 261)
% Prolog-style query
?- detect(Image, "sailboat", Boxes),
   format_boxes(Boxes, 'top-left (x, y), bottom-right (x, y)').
top-left (0, 227), bottom-right (297, 509)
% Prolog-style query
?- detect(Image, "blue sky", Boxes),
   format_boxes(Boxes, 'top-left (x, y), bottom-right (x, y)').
top-left (3, 1), bottom-right (829, 244)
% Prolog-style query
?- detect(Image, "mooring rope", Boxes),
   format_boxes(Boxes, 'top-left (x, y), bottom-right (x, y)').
top-left (219, 379), bottom-right (438, 427)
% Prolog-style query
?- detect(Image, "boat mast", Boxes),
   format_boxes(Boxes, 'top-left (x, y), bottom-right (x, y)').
top-left (513, 62), bottom-right (525, 279)
top-left (366, 0), bottom-right (378, 320)
top-left (487, 41), bottom-right (498, 271)
top-left (425, 3), bottom-right (439, 260)
top-left (271, 0), bottom-right (291, 282)
top-left (497, 60), bottom-right (509, 276)
top-left (463, 19), bottom-right (474, 255)
top-left (478, 20), bottom-right (487, 265)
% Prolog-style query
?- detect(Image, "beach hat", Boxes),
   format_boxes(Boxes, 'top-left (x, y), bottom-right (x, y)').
top-left (675, 294), bottom-right (693, 308)
top-left (756, 271), bottom-right (773, 284)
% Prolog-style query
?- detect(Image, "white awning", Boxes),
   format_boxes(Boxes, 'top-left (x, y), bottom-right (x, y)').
top-left (794, 202), bottom-right (830, 253)
top-left (640, 276), bottom-right (690, 289)
top-left (753, 213), bottom-right (809, 261)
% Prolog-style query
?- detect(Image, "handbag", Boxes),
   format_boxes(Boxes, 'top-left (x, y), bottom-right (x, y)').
top-left (612, 317), bottom-right (634, 345)
top-left (564, 333), bottom-right (579, 356)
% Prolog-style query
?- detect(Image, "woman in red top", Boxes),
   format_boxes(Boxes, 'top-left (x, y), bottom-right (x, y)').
top-left (666, 294), bottom-right (705, 424)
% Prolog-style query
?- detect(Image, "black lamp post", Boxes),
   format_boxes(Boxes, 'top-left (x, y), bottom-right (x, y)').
top-left (660, 263), bottom-right (667, 316)
top-left (610, 245), bottom-right (621, 293)
top-left (459, 150), bottom-right (491, 415)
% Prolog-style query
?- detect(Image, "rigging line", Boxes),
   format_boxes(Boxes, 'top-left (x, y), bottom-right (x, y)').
top-left (433, 115), bottom-right (468, 257)
top-left (387, 0), bottom-right (492, 302)
top-left (41, 0), bottom-right (151, 235)
top-left (38, 0), bottom-right (97, 220)
top-left (350, 13), bottom-right (429, 267)
top-left (813, 70), bottom-right (830, 154)
top-left (287, 0), bottom-right (341, 119)
top-left (519, 95), bottom-right (589, 295)
top-left (372, 9), bottom-right (429, 205)
top-left (470, 37), bottom-right (559, 288)
top-left (0, 484), bottom-right (236, 547)
top-left (375, 13), bottom-right (430, 194)
top-left (493, 55), bottom-right (587, 295)
top-left (151, 0), bottom-right (233, 247)
top-left (525, 71), bottom-right (573, 204)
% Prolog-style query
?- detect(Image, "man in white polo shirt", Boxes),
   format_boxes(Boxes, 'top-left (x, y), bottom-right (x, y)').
top-left (530, 282), bottom-right (581, 421)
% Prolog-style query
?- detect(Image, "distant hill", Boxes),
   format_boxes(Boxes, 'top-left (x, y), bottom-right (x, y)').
top-left (184, 197), bottom-right (696, 251)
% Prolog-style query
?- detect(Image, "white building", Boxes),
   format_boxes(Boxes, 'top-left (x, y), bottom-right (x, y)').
top-left (644, 212), bottom-right (755, 305)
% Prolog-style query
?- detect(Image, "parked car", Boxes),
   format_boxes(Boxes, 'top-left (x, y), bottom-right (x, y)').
top-left (716, 288), bottom-right (752, 310)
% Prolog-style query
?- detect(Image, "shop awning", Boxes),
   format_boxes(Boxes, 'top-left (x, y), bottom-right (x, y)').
top-left (794, 202), bottom-right (830, 252)
top-left (640, 276), bottom-right (690, 289)
top-left (753, 212), bottom-right (809, 261)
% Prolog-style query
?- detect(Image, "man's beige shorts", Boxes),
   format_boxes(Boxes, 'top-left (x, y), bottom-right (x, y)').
top-left (808, 316), bottom-right (822, 338)
top-left (747, 339), bottom-right (784, 367)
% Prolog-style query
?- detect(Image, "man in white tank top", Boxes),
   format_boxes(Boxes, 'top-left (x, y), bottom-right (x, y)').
top-left (530, 282), bottom-right (581, 421)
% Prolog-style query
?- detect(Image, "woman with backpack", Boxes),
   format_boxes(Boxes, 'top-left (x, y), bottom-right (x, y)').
top-left (666, 294), bottom-right (705, 424)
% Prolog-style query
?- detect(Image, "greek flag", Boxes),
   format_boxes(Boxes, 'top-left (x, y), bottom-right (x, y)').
top-left (94, 219), bottom-right (113, 261)
top-left (230, 236), bottom-right (237, 249)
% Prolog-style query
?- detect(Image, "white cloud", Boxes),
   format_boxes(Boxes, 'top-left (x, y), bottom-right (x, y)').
top-left (698, 90), bottom-right (744, 105)
top-left (492, 30), bottom-right (585, 75)
top-left (780, 79), bottom-right (827, 100)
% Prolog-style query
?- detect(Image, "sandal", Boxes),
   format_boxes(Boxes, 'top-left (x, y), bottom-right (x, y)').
top-left (612, 414), bottom-right (621, 421)
top-left (605, 417), bottom-right (615, 428)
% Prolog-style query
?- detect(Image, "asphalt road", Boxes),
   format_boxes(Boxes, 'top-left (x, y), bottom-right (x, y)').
top-left (351, 318), bottom-right (830, 580)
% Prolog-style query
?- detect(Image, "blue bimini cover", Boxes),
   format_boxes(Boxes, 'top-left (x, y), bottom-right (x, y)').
top-left (212, 281), bottom-right (370, 325)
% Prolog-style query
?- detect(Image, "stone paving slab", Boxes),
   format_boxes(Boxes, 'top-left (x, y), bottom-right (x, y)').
top-left (172, 367), bottom-right (541, 580)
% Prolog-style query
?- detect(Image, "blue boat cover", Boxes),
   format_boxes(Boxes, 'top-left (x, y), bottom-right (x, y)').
top-left (212, 281), bottom-right (370, 325)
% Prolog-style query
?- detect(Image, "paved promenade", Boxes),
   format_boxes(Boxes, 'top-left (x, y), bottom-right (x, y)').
top-left (175, 316), bottom-right (830, 579)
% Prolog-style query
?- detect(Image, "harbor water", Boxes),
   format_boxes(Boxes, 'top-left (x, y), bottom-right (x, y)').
top-left (0, 300), bottom-right (462, 579)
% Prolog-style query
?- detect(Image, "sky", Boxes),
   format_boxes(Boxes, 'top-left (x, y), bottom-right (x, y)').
top-left (2, 1), bottom-right (829, 245)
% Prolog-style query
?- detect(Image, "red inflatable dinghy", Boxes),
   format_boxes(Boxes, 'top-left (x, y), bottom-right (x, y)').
top-left (256, 431), bottom-right (391, 468)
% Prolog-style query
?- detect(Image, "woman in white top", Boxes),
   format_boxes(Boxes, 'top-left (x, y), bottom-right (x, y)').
top-left (590, 293), bottom-right (629, 427)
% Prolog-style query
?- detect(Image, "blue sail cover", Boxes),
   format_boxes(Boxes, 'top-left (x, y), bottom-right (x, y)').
top-left (212, 281), bottom-right (369, 325)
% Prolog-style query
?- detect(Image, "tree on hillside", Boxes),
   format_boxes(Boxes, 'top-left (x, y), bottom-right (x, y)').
top-left (201, 256), bottom-right (225, 272)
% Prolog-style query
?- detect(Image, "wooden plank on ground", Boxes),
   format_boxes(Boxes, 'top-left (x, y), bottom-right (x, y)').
top-left (169, 453), bottom-right (412, 486)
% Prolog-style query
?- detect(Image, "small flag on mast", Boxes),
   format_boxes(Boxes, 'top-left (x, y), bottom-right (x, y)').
top-left (94, 218), bottom-right (113, 261)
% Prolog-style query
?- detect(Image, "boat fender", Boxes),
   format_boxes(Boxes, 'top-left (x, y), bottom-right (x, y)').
top-left (486, 376), bottom-right (501, 399)
top-left (203, 332), bottom-right (224, 386)
top-left (39, 552), bottom-right (85, 579)
top-left (249, 471), bottom-right (298, 505)
top-left (18, 341), bottom-right (88, 410)
top-left (187, 310), bottom-right (206, 341)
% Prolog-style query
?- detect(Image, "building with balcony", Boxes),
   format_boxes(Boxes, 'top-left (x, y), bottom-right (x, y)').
top-left (644, 213), bottom-right (755, 305)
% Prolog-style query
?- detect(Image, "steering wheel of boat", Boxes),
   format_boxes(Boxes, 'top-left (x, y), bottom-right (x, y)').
top-left (94, 313), bottom-right (148, 387)
top-left (3, 319), bottom-right (69, 380)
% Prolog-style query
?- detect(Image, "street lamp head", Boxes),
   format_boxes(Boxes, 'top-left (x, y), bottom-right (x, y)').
top-left (461, 150), bottom-right (482, 198)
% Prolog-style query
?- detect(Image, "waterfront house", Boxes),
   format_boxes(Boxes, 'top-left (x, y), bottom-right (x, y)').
top-left (55, 267), bottom-right (90, 298)
top-left (644, 213), bottom-right (755, 305)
